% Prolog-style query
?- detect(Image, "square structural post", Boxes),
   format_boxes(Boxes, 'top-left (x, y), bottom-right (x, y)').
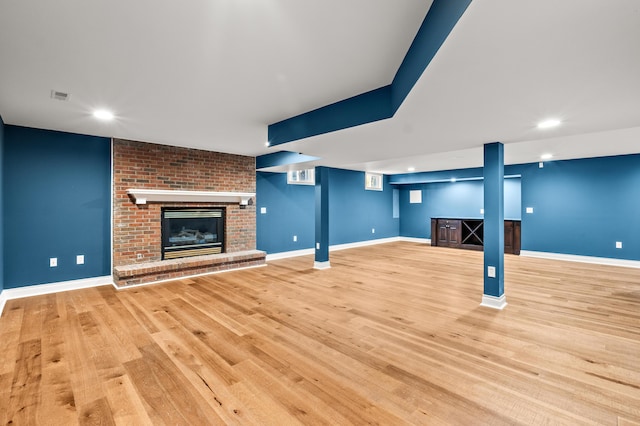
top-left (481, 142), bottom-right (506, 309)
top-left (314, 166), bottom-right (330, 269)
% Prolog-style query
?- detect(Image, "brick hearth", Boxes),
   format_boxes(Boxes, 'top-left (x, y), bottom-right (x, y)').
top-left (112, 139), bottom-right (264, 284)
top-left (113, 250), bottom-right (266, 287)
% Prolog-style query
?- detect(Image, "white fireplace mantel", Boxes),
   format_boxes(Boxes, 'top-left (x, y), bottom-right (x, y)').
top-left (127, 189), bottom-right (255, 206)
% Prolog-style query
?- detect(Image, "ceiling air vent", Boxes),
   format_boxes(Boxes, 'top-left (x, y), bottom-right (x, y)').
top-left (50, 90), bottom-right (70, 101)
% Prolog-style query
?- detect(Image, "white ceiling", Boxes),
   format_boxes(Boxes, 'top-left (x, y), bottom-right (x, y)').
top-left (1, 0), bottom-right (639, 174)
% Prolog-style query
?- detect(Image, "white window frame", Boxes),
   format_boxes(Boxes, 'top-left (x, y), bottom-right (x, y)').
top-left (287, 169), bottom-right (315, 185)
top-left (365, 172), bottom-right (383, 191)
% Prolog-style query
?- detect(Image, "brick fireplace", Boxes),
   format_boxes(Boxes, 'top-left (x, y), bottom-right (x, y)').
top-left (112, 139), bottom-right (265, 287)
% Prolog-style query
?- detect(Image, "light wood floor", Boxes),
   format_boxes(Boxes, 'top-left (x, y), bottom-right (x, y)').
top-left (1, 242), bottom-right (639, 425)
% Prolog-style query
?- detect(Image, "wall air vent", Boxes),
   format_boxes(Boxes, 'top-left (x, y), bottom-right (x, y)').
top-left (50, 90), bottom-right (70, 101)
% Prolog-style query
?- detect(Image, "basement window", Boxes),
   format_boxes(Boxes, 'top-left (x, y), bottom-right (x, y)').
top-left (365, 173), bottom-right (383, 191)
top-left (287, 169), bottom-right (315, 185)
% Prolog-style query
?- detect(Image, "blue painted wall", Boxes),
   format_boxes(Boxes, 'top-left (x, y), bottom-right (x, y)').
top-left (394, 154), bottom-right (640, 261)
top-left (3, 126), bottom-right (111, 288)
top-left (256, 172), bottom-right (315, 254)
top-left (328, 168), bottom-right (398, 246)
top-left (0, 116), bottom-right (4, 293)
top-left (256, 168), bottom-right (399, 254)
top-left (398, 178), bottom-right (521, 239)
top-left (517, 155), bottom-right (640, 260)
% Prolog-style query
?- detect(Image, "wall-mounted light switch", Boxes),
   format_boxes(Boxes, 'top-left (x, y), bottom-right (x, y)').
top-left (480, 208), bottom-right (484, 214)
top-left (371, 228), bottom-right (375, 234)
top-left (50, 257), bottom-right (58, 267)
top-left (316, 243), bottom-right (320, 250)
top-left (616, 241), bottom-right (623, 249)
top-left (260, 207), bottom-right (267, 214)
top-left (76, 255), bottom-right (85, 265)
top-left (293, 235), bottom-right (297, 242)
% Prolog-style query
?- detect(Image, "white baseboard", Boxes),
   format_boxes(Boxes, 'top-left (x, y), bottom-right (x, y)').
top-left (0, 293), bottom-right (7, 319)
top-left (266, 236), bottom-right (430, 262)
top-left (0, 275), bottom-right (113, 317)
top-left (520, 250), bottom-right (640, 269)
top-left (266, 248), bottom-right (315, 261)
top-left (480, 294), bottom-right (507, 310)
top-left (0, 263), bottom-right (271, 315)
top-left (329, 236), bottom-right (401, 252)
top-left (398, 236), bottom-right (431, 244)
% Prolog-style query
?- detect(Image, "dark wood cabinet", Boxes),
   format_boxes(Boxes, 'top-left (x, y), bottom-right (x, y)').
top-left (435, 219), bottom-right (461, 248)
top-left (504, 220), bottom-right (521, 255)
top-left (430, 218), bottom-right (521, 255)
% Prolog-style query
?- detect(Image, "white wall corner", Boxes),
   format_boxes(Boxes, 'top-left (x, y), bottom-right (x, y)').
top-left (480, 294), bottom-right (507, 310)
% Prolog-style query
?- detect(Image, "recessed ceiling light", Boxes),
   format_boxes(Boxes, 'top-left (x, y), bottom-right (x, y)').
top-left (450, 178), bottom-right (457, 183)
top-left (407, 167), bottom-right (415, 172)
top-left (540, 153), bottom-right (553, 160)
top-left (93, 109), bottom-right (114, 120)
top-left (265, 141), bottom-right (270, 147)
top-left (537, 119), bottom-right (561, 129)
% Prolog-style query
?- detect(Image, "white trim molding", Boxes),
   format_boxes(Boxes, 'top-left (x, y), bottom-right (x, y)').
top-left (481, 294), bottom-right (507, 310)
top-left (0, 292), bottom-right (7, 319)
top-left (313, 261), bottom-right (331, 270)
top-left (520, 250), bottom-right (640, 269)
top-left (265, 237), bottom-right (431, 262)
top-left (398, 237), bottom-right (431, 244)
top-left (329, 237), bottom-right (400, 252)
top-left (266, 248), bottom-right (314, 261)
top-left (0, 275), bottom-right (113, 317)
top-left (126, 189), bottom-right (255, 206)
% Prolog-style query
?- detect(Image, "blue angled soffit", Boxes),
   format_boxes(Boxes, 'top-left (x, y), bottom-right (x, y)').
top-left (256, 150), bottom-right (321, 170)
top-left (267, 0), bottom-right (472, 147)
top-left (268, 86), bottom-right (392, 147)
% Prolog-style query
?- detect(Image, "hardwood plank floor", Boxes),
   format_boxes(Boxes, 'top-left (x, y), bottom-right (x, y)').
top-left (1, 242), bottom-right (639, 425)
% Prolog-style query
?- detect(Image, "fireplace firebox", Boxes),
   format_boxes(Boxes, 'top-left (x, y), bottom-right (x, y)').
top-left (161, 208), bottom-right (224, 260)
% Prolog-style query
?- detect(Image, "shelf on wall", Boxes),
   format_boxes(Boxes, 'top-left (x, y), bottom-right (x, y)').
top-left (126, 189), bottom-right (255, 206)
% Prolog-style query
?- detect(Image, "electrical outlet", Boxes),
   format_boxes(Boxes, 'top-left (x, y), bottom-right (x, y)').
top-left (616, 241), bottom-right (623, 249)
top-left (487, 266), bottom-right (496, 278)
top-left (293, 235), bottom-right (297, 242)
top-left (76, 255), bottom-right (85, 265)
top-left (260, 207), bottom-right (267, 214)
top-left (316, 243), bottom-right (320, 250)
top-left (526, 207), bottom-right (534, 214)
top-left (137, 253), bottom-right (143, 260)
top-left (50, 257), bottom-right (58, 267)
top-left (371, 228), bottom-right (375, 234)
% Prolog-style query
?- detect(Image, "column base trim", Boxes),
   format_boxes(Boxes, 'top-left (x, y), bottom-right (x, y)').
top-left (313, 261), bottom-right (331, 270)
top-left (480, 294), bottom-right (507, 310)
